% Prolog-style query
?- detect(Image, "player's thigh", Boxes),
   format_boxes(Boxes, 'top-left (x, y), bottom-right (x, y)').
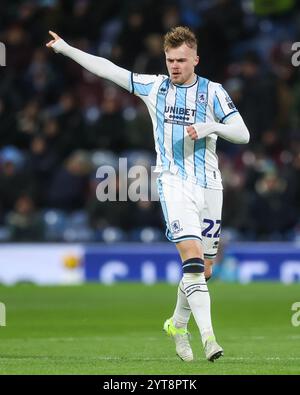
top-left (157, 172), bottom-right (203, 243)
top-left (201, 188), bottom-right (223, 260)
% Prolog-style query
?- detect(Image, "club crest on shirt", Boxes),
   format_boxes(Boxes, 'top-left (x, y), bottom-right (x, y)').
top-left (197, 93), bottom-right (207, 104)
top-left (159, 87), bottom-right (167, 94)
top-left (171, 220), bottom-right (183, 234)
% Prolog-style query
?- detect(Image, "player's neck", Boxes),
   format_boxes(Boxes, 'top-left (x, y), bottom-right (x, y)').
top-left (175, 73), bottom-right (197, 87)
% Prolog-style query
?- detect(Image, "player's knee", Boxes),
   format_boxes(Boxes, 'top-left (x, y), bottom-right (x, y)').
top-left (182, 257), bottom-right (205, 276)
top-left (176, 240), bottom-right (203, 261)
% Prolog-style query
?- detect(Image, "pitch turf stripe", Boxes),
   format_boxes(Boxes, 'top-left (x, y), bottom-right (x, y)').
top-left (1, 356), bottom-right (300, 362)
top-left (209, 357), bottom-right (300, 361)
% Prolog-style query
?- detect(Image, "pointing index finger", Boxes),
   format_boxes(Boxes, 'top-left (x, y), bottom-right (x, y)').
top-left (49, 30), bottom-right (57, 39)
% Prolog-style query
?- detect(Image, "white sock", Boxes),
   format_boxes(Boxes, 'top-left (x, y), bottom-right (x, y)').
top-left (182, 273), bottom-right (215, 345)
top-left (172, 279), bottom-right (191, 329)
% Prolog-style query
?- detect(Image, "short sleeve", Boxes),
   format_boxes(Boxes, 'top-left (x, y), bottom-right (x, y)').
top-left (213, 84), bottom-right (238, 123)
top-left (130, 73), bottom-right (159, 97)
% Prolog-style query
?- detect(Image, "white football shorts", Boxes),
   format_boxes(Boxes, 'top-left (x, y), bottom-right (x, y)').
top-left (157, 170), bottom-right (223, 259)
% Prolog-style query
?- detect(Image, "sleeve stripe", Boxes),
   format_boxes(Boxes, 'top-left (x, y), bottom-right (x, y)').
top-left (133, 81), bottom-right (154, 96)
top-left (133, 82), bottom-right (155, 86)
top-left (221, 110), bottom-right (238, 123)
top-left (130, 72), bottom-right (134, 94)
top-left (215, 95), bottom-right (226, 117)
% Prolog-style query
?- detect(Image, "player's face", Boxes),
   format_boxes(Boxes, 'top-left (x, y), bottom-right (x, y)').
top-left (165, 43), bottom-right (199, 85)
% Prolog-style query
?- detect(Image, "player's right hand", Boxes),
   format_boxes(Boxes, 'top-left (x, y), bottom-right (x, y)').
top-left (46, 30), bottom-right (61, 48)
top-left (186, 125), bottom-right (198, 140)
top-left (187, 122), bottom-right (217, 140)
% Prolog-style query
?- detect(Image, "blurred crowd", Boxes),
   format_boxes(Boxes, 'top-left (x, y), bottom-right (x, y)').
top-left (0, 0), bottom-right (300, 243)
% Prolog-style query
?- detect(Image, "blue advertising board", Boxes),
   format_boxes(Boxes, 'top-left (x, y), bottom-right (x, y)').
top-left (83, 243), bottom-right (300, 284)
top-left (224, 243), bottom-right (300, 283)
top-left (84, 244), bottom-right (181, 284)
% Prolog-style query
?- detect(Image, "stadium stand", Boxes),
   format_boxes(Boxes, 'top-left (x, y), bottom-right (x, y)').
top-left (0, 0), bottom-right (300, 242)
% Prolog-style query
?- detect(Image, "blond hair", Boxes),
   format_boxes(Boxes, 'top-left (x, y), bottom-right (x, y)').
top-left (164, 26), bottom-right (197, 51)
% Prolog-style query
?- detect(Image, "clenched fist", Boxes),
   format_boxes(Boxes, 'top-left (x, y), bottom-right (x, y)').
top-left (186, 125), bottom-right (198, 140)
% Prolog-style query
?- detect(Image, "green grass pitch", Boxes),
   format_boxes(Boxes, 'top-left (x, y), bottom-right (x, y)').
top-left (0, 282), bottom-right (299, 375)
